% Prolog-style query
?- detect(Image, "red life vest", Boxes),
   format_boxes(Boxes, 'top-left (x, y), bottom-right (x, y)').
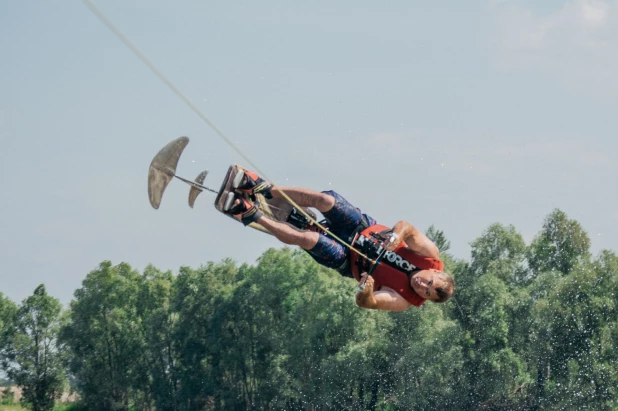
top-left (349, 224), bottom-right (444, 307)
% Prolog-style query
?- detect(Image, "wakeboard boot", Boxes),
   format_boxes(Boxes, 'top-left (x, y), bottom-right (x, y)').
top-left (223, 192), bottom-right (263, 226)
top-left (232, 169), bottom-right (273, 199)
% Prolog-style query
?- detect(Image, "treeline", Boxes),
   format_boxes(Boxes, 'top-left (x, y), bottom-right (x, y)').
top-left (1, 209), bottom-right (617, 410)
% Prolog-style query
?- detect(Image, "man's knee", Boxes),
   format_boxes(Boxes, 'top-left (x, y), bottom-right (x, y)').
top-left (317, 191), bottom-right (336, 212)
top-left (296, 231), bottom-right (320, 250)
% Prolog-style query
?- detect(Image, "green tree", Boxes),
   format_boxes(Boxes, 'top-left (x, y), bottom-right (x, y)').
top-left (1, 285), bottom-right (66, 411)
top-left (530, 250), bottom-right (618, 410)
top-left (586, 250), bottom-right (618, 409)
top-left (274, 251), bottom-right (390, 410)
top-left (385, 305), bottom-right (465, 410)
top-left (450, 225), bottom-right (534, 409)
top-left (0, 292), bottom-right (17, 353)
top-left (172, 259), bottom-right (238, 409)
top-left (136, 265), bottom-right (179, 411)
top-left (0, 292), bottom-right (18, 405)
top-left (426, 225), bottom-right (451, 254)
top-left (469, 223), bottom-right (528, 285)
top-left (29, 213), bottom-right (616, 410)
top-left (527, 209), bottom-right (591, 275)
top-left (170, 248), bottom-right (395, 410)
top-left (61, 261), bottom-right (146, 411)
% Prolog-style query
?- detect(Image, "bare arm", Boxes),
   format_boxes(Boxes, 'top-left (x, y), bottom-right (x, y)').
top-left (355, 274), bottom-right (412, 312)
top-left (387, 220), bottom-right (440, 259)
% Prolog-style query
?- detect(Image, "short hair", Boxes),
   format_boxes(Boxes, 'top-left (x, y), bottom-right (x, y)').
top-left (433, 273), bottom-right (454, 303)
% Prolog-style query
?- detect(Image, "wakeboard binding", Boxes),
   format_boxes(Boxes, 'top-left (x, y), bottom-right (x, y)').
top-left (148, 136), bottom-right (324, 235)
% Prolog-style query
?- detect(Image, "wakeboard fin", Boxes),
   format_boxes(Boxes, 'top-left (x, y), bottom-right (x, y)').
top-left (148, 136), bottom-right (189, 209)
top-left (188, 170), bottom-right (208, 208)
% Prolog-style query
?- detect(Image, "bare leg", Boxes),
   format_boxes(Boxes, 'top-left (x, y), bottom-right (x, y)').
top-left (257, 215), bottom-right (320, 250)
top-left (270, 186), bottom-right (335, 213)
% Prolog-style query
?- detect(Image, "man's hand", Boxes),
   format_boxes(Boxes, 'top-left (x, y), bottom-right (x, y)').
top-left (359, 273), bottom-right (375, 292)
top-left (387, 220), bottom-right (440, 259)
top-left (356, 273), bottom-right (413, 312)
top-left (356, 274), bottom-right (377, 309)
top-left (383, 232), bottom-right (401, 251)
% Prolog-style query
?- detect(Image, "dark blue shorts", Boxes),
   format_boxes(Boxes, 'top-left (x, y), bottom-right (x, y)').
top-left (305, 190), bottom-right (376, 273)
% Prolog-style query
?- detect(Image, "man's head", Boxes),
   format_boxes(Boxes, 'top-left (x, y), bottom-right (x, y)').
top-left (410, 270), bottom-right (454, 303)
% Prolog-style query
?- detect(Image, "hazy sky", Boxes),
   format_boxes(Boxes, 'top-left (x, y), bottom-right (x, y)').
top-left (1, 0), bottom-right (617, 305)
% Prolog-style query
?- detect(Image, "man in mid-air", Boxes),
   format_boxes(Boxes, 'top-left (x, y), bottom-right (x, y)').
top-left (223, 170), bottom-right (454, 312)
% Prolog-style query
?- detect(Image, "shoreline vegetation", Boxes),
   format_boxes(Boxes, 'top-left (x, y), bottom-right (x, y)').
top-left (1, 209), bottom-right (617, 410)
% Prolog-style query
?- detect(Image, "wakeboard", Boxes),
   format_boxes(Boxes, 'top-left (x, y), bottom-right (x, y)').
top-left (148, 136), bottom-right (320, 235)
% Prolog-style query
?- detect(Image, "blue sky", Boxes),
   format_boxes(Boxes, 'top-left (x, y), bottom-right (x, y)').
top-left (1, 0), bottom-right (617, 305)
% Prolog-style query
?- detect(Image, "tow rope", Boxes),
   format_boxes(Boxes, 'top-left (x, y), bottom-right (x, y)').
top-left (83, 0), bottom-right (375, 263)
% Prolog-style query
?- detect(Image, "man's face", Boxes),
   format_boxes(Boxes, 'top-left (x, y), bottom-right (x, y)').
top-left (410, 270), bottom-right (446, 301)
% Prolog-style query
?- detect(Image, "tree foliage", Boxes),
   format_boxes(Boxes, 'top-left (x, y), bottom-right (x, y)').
top-left (1, 285), bottom-right (66, 411)
top-left (0, 292), bottom-right (17, 353)
top-left (528, 209), bottom-right (591, 275)
top-left (426, 225), bottom-right (451, 254)
top-left (1, 208), bottom-right (617, 410)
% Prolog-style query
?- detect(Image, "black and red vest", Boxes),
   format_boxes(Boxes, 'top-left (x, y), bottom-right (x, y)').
top-left (349, 224), bottom-right (444, 307)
